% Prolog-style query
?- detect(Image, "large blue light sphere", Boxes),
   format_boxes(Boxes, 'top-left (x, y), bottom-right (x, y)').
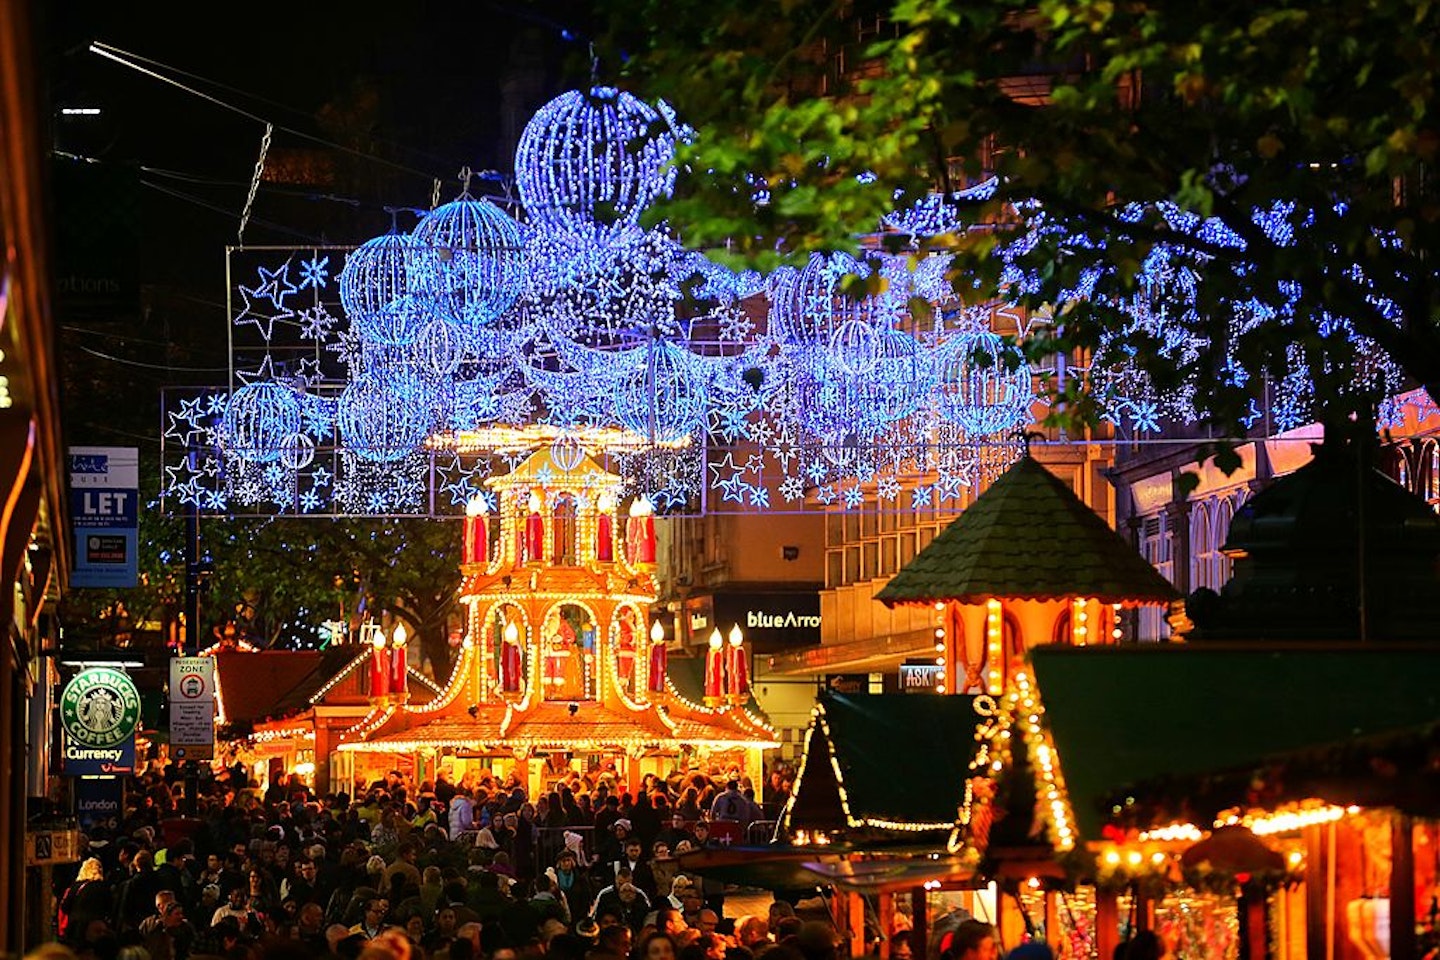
top-left (411, 195), bottom-right (526, 330)
top-left (515, 87), bottom-right (680, 246)
top-left (768, 252), bottom-right (898, 347)
top-left (935, 331), bottom-right (1033, 436)
top-left (223, 380), bottom-right (303, 463)
top-left (337, 368), bottom-right (437, 462)
top-left (614, 341), bottom-right (707, 443)
top-left (338, 233), bottom-right (430, 345)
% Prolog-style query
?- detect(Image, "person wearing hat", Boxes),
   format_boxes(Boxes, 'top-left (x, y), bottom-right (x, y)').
top-left (554, 847), bottom-right (593, 921)
top-left (596, 817), bottom-right (630, 867)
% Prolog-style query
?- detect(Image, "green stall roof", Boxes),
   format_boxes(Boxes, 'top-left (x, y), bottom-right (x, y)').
top-left (785, 692), bottom-right (984, 833)
top-left (877, 456), bottom-right (1178, 608)
top-left (1029, 645), bottom-right (1440, 842)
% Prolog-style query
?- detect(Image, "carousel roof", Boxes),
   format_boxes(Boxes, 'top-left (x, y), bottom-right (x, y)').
top-left (877, 455), bottom-right (1179, 607)
top-left (458, 564), bottom-right (655, 602)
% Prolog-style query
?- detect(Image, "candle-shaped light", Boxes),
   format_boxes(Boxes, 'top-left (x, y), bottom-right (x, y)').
top-left (525, 491), bottom-right (544, 563)
top-left (704, 628), bottom-right (725, 703)
top-left (500, 620), bottom-right (522, 693)
top-left (464, 495), bottom-right (489, 565)
top-left (627, 495), bottom-right (655, 565)
top-left (369, 628), bottom-right (390, 698)
top-left (390, 622), bottom-right (409, 692)
top-left (725, 624), bottom-right (749, 701)
top-left (596, 491), bottom-right (615, 563)
top-left (648, 620), bottom-right (668, 694)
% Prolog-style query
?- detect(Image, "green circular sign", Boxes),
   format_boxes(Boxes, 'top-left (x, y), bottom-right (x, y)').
top-left (60, 666), bottom-right (141, 748)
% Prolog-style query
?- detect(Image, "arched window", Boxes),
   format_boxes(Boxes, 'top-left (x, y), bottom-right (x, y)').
top-left (1189, 503), bottom-right (1212, 591)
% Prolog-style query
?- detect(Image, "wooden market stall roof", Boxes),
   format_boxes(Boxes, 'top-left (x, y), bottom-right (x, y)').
top-left (216, 647), bottom-right (441, 729)
top-left (1025, 644), bottom-right (1440, 844)
top-left (783, 692), bottom-right (986, 834)
top-left (876, 455), bottom-right (1178, 607)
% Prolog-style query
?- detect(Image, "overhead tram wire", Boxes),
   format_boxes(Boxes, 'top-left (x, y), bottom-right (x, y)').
top-left (87, 41), bottom-right (450, 189)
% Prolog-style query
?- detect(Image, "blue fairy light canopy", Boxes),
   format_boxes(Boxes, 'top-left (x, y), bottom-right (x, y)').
top-left (159, 84), bottom-right (1410, 519)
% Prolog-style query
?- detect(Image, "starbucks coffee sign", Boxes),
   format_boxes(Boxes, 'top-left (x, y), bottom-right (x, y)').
top-left (61, 666), bottom-right (141, 749)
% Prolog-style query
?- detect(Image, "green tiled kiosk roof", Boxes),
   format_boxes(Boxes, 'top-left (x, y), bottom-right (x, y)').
top-left (1029, 645), bottom-right (1440, 842)
top-left (877, 456), bottom-right (1178, 607)
top-left (785, 693), bottom-right (982, 832)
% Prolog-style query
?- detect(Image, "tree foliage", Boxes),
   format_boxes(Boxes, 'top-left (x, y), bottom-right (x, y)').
top-left (604, 0), bottom-right (1440, 434)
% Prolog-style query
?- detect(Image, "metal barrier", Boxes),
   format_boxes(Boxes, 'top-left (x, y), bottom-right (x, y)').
top-left (746, 820), bottom-right (779, 845)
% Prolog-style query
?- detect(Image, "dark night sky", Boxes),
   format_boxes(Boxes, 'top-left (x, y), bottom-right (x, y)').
top-left (44, 2), bottom-right (601, 249)
top-left (40, 2), bottom-right (603, 448)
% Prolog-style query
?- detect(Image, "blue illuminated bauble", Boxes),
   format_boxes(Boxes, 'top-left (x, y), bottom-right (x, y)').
top-left (551, 433), bottom-right (585, 472)
top-left (338, 233), bottom-right (430, 345)
top-left (829, 317), bottom-right (881, 375)
top-left (515, 87), bottom-right (680, 246)
top-left (935, 331), bottom-right (1033, 435)
top-left (337, 369), bottom-right (437, 462)
top-left (223, 380), bottom-right (302, 463)
top-left (614, 342), bottom-right (707, 443)
top-left (411, 194), bottom-right (525, 330)
top-left (768, 252), bottom-right (898, 346)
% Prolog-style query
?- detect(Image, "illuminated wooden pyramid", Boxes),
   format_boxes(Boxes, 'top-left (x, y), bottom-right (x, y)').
top-left (339, 448), bottom-right (776, 787)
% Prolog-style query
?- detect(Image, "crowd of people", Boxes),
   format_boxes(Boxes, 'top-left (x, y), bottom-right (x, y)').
top-left (45, 761), bottom-right (810, 960)
top-left (35, 758), bottom-right (1129, 960)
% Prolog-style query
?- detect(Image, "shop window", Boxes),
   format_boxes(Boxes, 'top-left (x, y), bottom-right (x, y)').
top-left (862, 542), bottom-right (879, 580)
top-left (880, 537), bottom-right (897, 575)
top-left (826, 550), bottom-right (843, 589)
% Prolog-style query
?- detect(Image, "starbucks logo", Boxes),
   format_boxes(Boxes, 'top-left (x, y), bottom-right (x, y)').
top-left (61, 667), bottom-right (141, 749)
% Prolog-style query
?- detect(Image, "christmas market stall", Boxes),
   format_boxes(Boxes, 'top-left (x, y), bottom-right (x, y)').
top-left (971, 644), bottom-right (1440, 960)
top-left (874, 449), bottom-right (1181, 697)
top-left (210, 640), bottom-right (442, 793)
top-left (337, 448), bottom-right (778, 799)
top-left (762, 691), bottom-right (993, 957)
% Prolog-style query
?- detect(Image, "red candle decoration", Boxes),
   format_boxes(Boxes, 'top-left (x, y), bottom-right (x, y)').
top-left (464, 496), bottom-right (489, 564)
top-left (389, 623), bottom-right (409, 692)
top-left (704, 629), bottom-right (725, 702)
top-left (525, 492), bottom-right (544, 563)
top-left (499, 621), bottom-right (522, 693)
top-left (648, 620), bottom-right (668, 694)
top-left (596, 491), bottom-right (615, 562)
top-left (725, 625), bottom-right (749, 701)
top-left (369, 634), bottom-right (390, 698)
top-left (626, 496), bottom-right (655, 565)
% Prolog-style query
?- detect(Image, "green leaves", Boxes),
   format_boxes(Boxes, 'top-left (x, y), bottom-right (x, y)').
top-left (603, 0), bottom-right (1440, 430)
